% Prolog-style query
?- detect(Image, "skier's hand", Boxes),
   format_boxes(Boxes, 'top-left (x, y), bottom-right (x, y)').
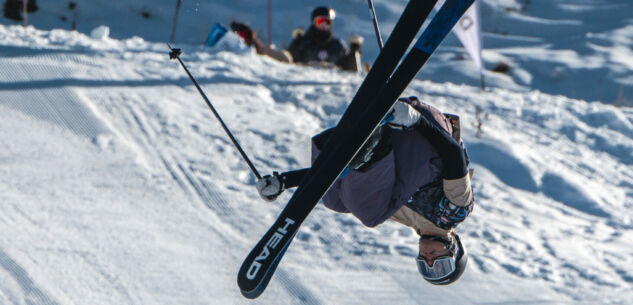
top-left (292, 27), bottom-right (305, 39)
top-left (256, 172), bottom-right (284, 202)
top-left (384, 100), bottom-right (421, 130)
top-left (349, 35), bottom-right (363, 52)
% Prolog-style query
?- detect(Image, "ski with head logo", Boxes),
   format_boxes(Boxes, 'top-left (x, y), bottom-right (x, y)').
top-left (237, 0), bottom-right (475, 299)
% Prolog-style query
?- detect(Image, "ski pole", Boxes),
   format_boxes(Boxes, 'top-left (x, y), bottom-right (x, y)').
top-left (169, 0), bottom-right (182, 44)
top-left (367, 0), bottom-right (384, 50)
top-left (267, 0), bottom-right (272, 54)
top-left (167, 44), bottom-right (262, 180)
top-left (22, 0), bottom-right (27, 27)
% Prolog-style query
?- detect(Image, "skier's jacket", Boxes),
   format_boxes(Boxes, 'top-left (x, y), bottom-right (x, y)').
top-left (287, 26), bottom-right (357, 71)
top-left (311, 98), bottom-right (474, 235)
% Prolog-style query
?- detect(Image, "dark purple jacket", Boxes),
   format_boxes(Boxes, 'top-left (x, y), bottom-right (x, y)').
top-left (311, 101), bottom-right (453, 227)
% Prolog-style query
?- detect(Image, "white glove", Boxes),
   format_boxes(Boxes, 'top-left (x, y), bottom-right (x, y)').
top-left (386, 101), bottom-right (421, 130)
top-left (256, 172), bottom-right (283, 202)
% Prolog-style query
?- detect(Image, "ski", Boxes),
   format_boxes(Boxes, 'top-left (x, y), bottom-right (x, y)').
top-left (237, 0), bottom-right (474, 299)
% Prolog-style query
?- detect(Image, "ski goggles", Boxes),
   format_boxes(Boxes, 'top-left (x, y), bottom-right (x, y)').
top-left (416, 255), bottom-right (457, 280)
top-left (416, 235), bottom-right (457, 280)
top-left (314, 16), bottom-right (332, 30)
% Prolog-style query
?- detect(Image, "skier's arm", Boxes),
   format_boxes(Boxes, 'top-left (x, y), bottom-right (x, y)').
top-left (414, 114), bottom-right (467, 180)
top-left (255, 168), bottom-right (309, 202)
top-left (279, 168), bottom-right (309, 189)
top-left (386, 99), bottom-right (472, 207)
top-left (386, 100), bottom-right (467, 180)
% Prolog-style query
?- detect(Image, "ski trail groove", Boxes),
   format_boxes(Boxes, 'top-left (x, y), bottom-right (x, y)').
top-left (275, 269), bottom-right (325, 305)
top-left (109, 92), bottom-right (236, 219)
top-left (0, 248), bottom-right (60, 305)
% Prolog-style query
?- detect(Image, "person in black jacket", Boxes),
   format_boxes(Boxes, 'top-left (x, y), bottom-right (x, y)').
top-left (287, 6), bottom-right (362, 72)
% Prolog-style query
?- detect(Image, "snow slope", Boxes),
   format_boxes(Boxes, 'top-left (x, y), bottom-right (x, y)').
top-left (4, 0), bottom-right (632, 105)
top-left (1, 24), bottom-right (633, 304)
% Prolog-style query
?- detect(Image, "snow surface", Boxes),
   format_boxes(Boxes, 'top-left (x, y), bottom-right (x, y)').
top-left (1, 1), bottom-right (633, 304)
top-left (5, 0), bottom-right (633, 105)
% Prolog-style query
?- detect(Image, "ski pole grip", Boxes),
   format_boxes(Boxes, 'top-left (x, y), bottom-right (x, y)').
top-left (167, 43), bottom-right (182, 59)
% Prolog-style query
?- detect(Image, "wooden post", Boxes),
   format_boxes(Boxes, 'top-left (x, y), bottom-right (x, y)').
top-left (267, 0), bottom-right (272, 54)
top-left (22, 0), bottom-right (27, 26)
top-left (170, 0), bottom-right (182, 44)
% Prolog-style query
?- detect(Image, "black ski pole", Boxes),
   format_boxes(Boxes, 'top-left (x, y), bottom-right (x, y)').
top-left (167, 44), bottom-right (262, 180)
top-left (169, 0), bottom-right (182, 44)
top-left (367, 0), bottom-right (384, 50)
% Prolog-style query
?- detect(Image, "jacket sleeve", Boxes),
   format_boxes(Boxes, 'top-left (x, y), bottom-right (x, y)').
top-left (443, 169), bottom-right (474, 207)
top-left (410, 99), bottom-right (468, 180)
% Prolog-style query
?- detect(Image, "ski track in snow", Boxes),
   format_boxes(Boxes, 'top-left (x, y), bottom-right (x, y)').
top-left (1, 24), bottom-right (633, 304)
top-left (0, 248), bottom-right (60, 305)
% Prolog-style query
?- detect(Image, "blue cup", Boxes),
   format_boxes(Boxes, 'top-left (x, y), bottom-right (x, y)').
top-left (206, 23), bottom-right (228, 47)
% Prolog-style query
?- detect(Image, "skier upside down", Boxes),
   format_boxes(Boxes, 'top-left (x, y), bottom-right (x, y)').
top-left (256, 96), bottom-right (475, 285)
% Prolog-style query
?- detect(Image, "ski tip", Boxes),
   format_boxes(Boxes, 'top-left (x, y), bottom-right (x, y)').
top-left (237, 262), bottom-right (273, 299)
top-left (237, 231), bottom-right (296, 299)
top-left (240, 287), bottom-right (264, 299)
top-left (237, 269), bottom-right (268, 299)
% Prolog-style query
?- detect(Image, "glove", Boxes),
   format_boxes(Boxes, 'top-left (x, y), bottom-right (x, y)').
top-left (384, 100), bottom-right (421, 130)
top-left (292, 27), bottom-right (305, 39)
top-left (256, 172), bottom-right (284, 202)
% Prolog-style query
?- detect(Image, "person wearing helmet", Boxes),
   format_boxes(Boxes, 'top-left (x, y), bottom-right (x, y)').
top-left (287, 6), bottom-right (362, 72)
top-left (256, 96), bottom-right (474, 285)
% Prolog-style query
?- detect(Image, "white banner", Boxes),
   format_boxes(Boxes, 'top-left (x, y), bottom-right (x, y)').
top-left (435, 0), bottom-right (483, 74)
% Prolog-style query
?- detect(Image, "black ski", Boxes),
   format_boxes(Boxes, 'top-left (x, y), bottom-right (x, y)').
top-left (237, 0), bottom-right (474, 298)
